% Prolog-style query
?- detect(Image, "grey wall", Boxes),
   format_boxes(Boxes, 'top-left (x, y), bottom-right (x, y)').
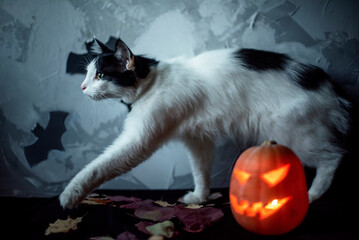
top-left (1, 0), bottom-right (358, 197)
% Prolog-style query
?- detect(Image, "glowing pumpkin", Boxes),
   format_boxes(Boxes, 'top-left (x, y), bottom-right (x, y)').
top-left (229, 140), bottom-right (308, 235)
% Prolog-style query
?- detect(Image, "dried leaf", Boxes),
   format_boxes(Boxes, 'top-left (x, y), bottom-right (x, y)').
top-left (136, 221), bottom-right (154, 235)
top-left (175, 205), bottom-right (224, 233)
top-left (116, 231), bottom-right (139, 240)
top-left (154, 200), bottom-right (176, 207)
top-left (108, 195), bottom-right (141, 203)
top-left (185, 204), bottom-right (203, 209)
top-left (121, 199), bottom-right (154, 209)
top-left (135, 206), bottom-right (176, 222)
top-left (148, 236), bottom-right (164, 240)
top-left (45, 216), bottom-right (82, 235)
top-left (81, 193), bottom-right (112, 205)
top-left (81, 198), bottom-right (112, 205)
top-left (121, 199), bottom-right (176, 221)
top-left (89, 236), bottom-right (115, 240)
top-left (146, 221), bottom-right (176, 238)
top-left (119, 195), bottom-right (224, 234)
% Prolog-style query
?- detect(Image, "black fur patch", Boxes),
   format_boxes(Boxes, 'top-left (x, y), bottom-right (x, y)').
top-left (235, 49), bottom-right (290, 71)
top-left (290, 63), bottom-right (329, 91)
top-left (95, 54), bottom-right (158, 88)
top-left (134, 56), bottom-right (159, 79)
top-left (95, 54), bottom-right (136, 87)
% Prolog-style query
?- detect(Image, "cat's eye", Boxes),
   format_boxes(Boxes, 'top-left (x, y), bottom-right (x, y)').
top-left (96, 72), bottom-right (104, 80)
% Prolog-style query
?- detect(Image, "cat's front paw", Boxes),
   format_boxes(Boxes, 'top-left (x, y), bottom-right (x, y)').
top-left (59, 183), bottom-right (86, 209)
top-left (182, 191), bottom-right (208, 204)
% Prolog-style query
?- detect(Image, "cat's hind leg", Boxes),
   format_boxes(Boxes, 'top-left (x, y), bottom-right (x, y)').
top-left (182, 136), bottom-right (215, 204)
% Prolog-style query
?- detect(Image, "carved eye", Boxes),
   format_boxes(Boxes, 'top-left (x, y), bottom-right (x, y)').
top-left (96, 72), bottom-right (104, 80)
top-left (233, 169), bottom-right (251, 185)
top-left (261, 164), bottom-right (290, 187)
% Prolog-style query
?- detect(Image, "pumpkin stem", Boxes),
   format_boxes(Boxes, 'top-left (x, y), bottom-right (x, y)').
top-left (262, 140), bottom-right (277, 146)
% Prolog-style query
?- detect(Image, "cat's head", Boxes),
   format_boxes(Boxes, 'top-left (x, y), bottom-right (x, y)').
top-left (81, 38), bottom-right (153, 103)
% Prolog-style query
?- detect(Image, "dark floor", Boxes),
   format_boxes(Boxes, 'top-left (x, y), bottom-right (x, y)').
top-left (1, 185), bottom-right (358, 240)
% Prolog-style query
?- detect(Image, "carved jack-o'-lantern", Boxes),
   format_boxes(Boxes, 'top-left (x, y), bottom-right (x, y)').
top-left (229, 141), bottom-right (308, 235)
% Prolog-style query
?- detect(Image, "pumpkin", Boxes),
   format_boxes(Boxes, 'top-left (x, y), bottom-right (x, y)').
top-left (229, 140), bottom-right (308, 235)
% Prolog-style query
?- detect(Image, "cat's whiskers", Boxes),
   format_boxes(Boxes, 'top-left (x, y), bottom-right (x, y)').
top-left (78, 94), bottom-right (91, 119)
top-left (76, 55), bottom-right (94, 73)
top-left (85, 96), bottom-right (97, 131)
top-left (83, 91), bottom-right (113, 129)
top-left (76, 96), bottom-right (91, 130)
top-left (79, 89), bottom-right (106, 131)
top-left (97, 93), bottom-right (111, 108)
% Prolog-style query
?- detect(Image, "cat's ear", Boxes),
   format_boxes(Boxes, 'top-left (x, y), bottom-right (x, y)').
top-left (115, 38), bottom-right (135, 71)
top-left (90, 38), bottom-right (112, 55)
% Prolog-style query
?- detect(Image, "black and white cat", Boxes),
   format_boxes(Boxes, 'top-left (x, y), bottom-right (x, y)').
top-left (60, 38), bottom-right (350, 209)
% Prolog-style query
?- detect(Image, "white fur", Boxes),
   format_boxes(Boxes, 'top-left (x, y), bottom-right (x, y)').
top-left (60, 48), bottom-right (350, 208)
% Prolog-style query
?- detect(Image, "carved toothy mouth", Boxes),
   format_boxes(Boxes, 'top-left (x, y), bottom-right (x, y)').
top-left (230, 194), bottom-right (292, 220)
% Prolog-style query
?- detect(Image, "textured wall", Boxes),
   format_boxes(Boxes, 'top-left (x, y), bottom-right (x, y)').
top-left (0, 0), bottom-right (358, 197)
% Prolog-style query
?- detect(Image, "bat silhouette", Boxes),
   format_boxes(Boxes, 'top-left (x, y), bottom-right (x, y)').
top-left (24, 111), bottom-right (69, 167)
top-left (66, 36), bottom-right (117, 74)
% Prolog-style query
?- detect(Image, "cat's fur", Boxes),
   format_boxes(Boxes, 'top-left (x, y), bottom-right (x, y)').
top-left (60, 38), bottom-right (351, 209)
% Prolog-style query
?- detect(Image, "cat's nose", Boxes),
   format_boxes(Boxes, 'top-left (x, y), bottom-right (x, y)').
top-left (81, 85), bottom-right (86, 91)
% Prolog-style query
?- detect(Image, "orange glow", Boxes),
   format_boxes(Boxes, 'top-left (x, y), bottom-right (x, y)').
top-left (246, 202), bottom-right (264, 217)
top-left (261, 164), bottom-right (290, 187)
top-left (261, 197), bottom-right (291, 219)
top-left (230, 194), bottom-right (292, 220)
top-left (233, 169), bottom-right (251, 185)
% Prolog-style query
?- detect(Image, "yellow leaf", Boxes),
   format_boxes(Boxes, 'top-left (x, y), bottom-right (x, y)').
top-left (45, 216), bottom-right (82, 235)
top-left (148, 235), bottom-right (164, 240)
top-left (185, 204), bottom-right (203, 209)
top-left (146, 220), bottom-right (175, 238)
top-left (81, 198), bottom-right (112, 205)
top-left (154, 200), bottom-right (176, 207)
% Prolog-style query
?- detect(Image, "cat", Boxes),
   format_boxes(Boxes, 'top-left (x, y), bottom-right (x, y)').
top-left (59, 37), bottom-right (351, 209)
